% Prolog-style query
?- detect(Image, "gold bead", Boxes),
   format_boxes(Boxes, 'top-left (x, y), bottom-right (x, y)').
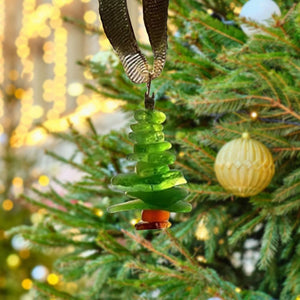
top-left (214, 133), bottom-right (275, 197)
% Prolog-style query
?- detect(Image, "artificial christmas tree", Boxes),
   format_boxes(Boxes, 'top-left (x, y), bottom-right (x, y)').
top-left (9, 0), bottom-right (300, 299)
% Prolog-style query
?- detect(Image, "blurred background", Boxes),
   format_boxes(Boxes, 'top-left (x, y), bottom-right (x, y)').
top-left (0, 0), bottom-right (143, 299)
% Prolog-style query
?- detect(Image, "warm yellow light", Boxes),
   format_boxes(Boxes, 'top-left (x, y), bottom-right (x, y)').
top-left (83, 70), bottom-right (93, 80)
top-left (14, 88), bottom-right (24, 99)
top-left (8, 70), bottom-right (19, 81)
top-left (93, 208), bottom-right (104, 217)
top-left (234, 6), bottom-right (242, 15)
top-left (21, 278), bottom-right (33, 290)
top-left (39, 26), bottom-right (51, 38)
top-left (84, 10), bottom-right (97, 24)
top-left (2, 199), bottom-right (14, 211)
top-left (30, 105), bottom-right (44, 119)
top-left (207, 9), bottom-right (213, 15)
top-left (196, 256), bottom-right (207, 263)
top-left (296, 296), bottom-right (300, 300)
top-left (6, 254), bottom-right (21, 268)
top-left (67, 82), bottom-right (84, 97)
top-left (12, 177), bottom-right (23, 187)
top-left (130, 218), bottom-right (139, 226)
top-left (30, 212), bottom-right (44, 224)
top-left (250, 111), bottom-right (258, 120)
top-left (39, 175), bottom-right (50, 186)
top-left (47, 273), bottom-right (59, 285)
top-left (235, 287), bottom-right (242, 293)
top-left (102, 100), bottom-right (121, 113)
top-left (81, 0), bottom-right (90, 3)
top-left (195, 220), bottom-right (209, 241)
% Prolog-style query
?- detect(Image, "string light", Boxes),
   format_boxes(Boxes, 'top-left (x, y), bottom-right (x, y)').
top-left (21, 278), bottom-right (33, 290)
top-left (12, 177), bottom-right (23, 187)
top-left (130, 218), bottom-right (139, 226)
top-left (84, 10), bottom-right (97, 24)
top-left (38, 175), bottom-right (50, 186)
top-left (195, 218), bottom-right (209, 241)
top-left (250, 111), bottom-right (258, 120)
top-left (93, 208), bottom-right (104, 217)
top-left (2, 199), bottom-right (14, 211)
top-left (47, 273), bottom-right (59, 285)
top-left (6, 254), bottom-right (21, 268)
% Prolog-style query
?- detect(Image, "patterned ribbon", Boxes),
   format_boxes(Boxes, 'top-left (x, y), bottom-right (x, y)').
top-left (98, 0), bottom-right (169, 84)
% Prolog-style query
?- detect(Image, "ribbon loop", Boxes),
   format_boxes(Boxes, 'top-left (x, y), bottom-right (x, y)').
top-left (98, 0), bottom-right (169, 84)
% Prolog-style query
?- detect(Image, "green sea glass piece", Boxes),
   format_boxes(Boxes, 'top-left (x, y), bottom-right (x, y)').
top-left (108, 199), bottom-right (192, 213)
top-left (109, 109), bottom-right (190, 213)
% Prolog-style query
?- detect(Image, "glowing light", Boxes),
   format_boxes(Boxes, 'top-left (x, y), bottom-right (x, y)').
top-left (68, 82), bottom-right (84, 97)
top-left (39, 175), bottom-right (50, 186)
top-left (130, 218), bottom-right (139, 226)
top-left (30, 105), bottom-right (44, 119)
top-left (31, 265), bottom-right (48, 281)
top-left (21, 278), bottom-right (33, 290)
top-left (2, 199), bottom-right (14, 211)
top-left (207, 9), bottom-right (213, 15)
top-left (6, 254), bottom-right (21, 268)
top-left (12, 177), bottom-right (23, 187)
top-left (47, 273), bottom-right (59, 285)
top-left (296, 296), bottom-right (300, 300)
top-left (84, 10), bottom-right (97, 24)
top-left (31, 212), bottom-right (44, 224)
top-left (235, 287), bottom-right (242, 293)
top-left (93, 208), bottom-right (104, 217)
top-left (196, 256), bottom-right (207, 263)
top-left (250, 111), bottom-right (258, 120)
top-left (26, 128), bottom-right (47, 145)
top-left (195, 219), bottom-right (209, 241)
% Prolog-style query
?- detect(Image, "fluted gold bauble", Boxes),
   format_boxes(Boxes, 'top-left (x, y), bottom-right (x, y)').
top-left (214, 132), bottom-right (275, 197)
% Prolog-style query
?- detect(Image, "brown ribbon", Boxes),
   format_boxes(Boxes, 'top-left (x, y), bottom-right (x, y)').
top-left (98, 0), bottom-right (169, 84)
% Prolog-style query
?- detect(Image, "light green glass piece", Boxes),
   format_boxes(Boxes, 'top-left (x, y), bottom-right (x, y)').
top-left (134, 141), bottom-right (171, 154)
top-left (109, 109), bottom-right (189, 213)
top-left (134, 110), bottom-right (166, 124)
top-left (129, 131), bottom-right (164, 143)
top-left (108, 199), bottom-right (192, 213)
top-left (130, 122), bottom-right (163, 132)
top-left (127, 152), bottom-right (176, 164)
top-left (127, 187), bottom-right (189, 207)
top-left (111, 171), bottom-right (187, 192)
top-left (136, 161), bottom-right (169, 177)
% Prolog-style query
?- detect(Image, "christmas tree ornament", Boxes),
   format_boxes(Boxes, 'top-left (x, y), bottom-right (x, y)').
top-left (109, 109), bottom-right (191, 230)
top-left (98, 0), bottom-right (190, 230)
top-left (214, 132), bottom-right (275, 197)
top-left (239, 0), bottom-right (281, 36)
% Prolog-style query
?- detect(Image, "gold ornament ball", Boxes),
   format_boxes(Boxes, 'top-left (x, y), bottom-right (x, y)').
top-left (214, 132), bottom-right (275, 197)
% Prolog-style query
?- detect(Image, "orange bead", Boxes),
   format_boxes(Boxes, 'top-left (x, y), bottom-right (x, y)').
top-left (142, 210), bottom-right (170, 223)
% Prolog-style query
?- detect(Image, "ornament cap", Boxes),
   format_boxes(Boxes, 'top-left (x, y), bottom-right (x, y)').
top-left (242, 132), bottom-right (250, 139)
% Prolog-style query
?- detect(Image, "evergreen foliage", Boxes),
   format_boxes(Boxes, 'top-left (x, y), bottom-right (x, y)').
top-left (8, 1), bottom-right (300, 299)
